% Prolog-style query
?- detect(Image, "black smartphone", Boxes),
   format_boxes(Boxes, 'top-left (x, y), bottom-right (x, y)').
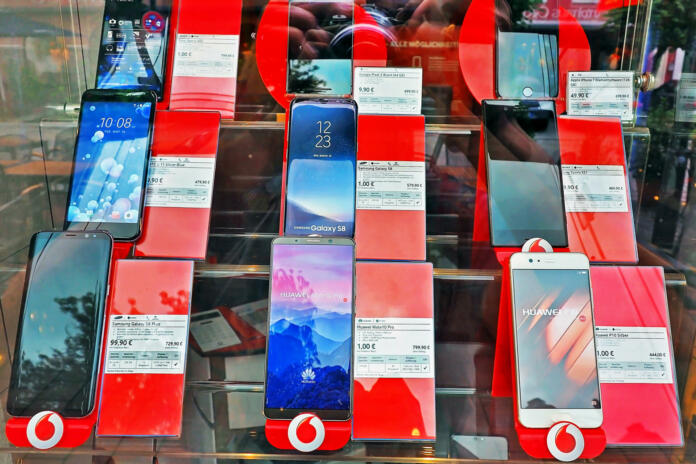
top-left (7, 231), bottom-right (113, 418)
top-left (284, 98), bottom-right (357, 237)
top-left (482, 99), bottom-right (567, 247)
top-left (95, 0), bottom-right (170, 99)
top-left (495, 0), bottom-right (559, 99)
top-left (64, 89), bottom-right (156, 241)
top-left (264, 236), bottom-right (354, 420)
top-left (287, 0), bottom-right (353, 95)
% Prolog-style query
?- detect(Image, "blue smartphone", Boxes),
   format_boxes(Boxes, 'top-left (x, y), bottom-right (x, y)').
top-left (284, 98), bottom-right (357, 237)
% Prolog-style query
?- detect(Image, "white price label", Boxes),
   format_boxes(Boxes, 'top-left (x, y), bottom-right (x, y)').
top-left (562, 164), bottom-right (628, 212)
top-left (357, 160), bottom-right (425, 211)
top-left (354, 317), bottom-right (434, 379)
top-left (173, 34), bottom-right (239, 79)
top-left (595, 326), bottom-right (674, 384)
top-left (676, 73), bottom-right (696, 123)
top-left (567, 71), bottom-right (634, 121)
top-left (145, 156), bottom-right (216, 209)
top-left (354, 67), bottom-right (422, 115)
top-left (105, 314), bottom-right (188, 374)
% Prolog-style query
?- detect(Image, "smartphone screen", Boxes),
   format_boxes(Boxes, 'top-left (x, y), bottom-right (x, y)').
top-left (512, 268), bottom-right (601, 411)
top-left (284, 99), bottom-right (356, 237)
top-left (483, 100), bottom-right (567, 246)
top-left (287, 0), bottom-right (353, 95)
top-left (96, 0), bottom-right (170, 98)
top-left (65, 90), bottom-right (156, 241)
top-left (265, 240), bottom-right (354, 420)
top-left (7, 231), bottom-right (112, 418)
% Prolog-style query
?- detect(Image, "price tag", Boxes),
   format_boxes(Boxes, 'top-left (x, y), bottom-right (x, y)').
top-left (354, 317), bottom-right (434, 378)
top-left (354, 67), bottom-right (422, 115)
top-left (145, 156), bottom-right (216, 209)
top-left (172, 34), bottom-right (239, 79)
top-left (595, 326), bottom-right (674, 384)
top-left (357, 160), bottom-right (425, 211)
top-left (676, 73), bottom-right (696, 122)
top-left (105, 314), bottom-right (188, 374)
top-left (562, 164), bottom-right (628, 212)
top-left (567, 71), bottom-right (634, 121)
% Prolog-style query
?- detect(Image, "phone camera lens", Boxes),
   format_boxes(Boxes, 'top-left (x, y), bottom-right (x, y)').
top-left (528, 258), bottom-right (533, 263)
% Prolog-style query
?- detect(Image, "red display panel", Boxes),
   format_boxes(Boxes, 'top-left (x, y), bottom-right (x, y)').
top-left (355, 115), bottom-right (425, 261)
top-left (352, 261), bottom-right (435, 441)
top-left (135, 110), bottom-right (220, 259)
top-left (97, 259), bottom-right (194, 437)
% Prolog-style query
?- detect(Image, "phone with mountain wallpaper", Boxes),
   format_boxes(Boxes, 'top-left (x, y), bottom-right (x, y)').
top-left (264, 237), bottom-right (355, 420)
top-left (7, 231), bottom-right (113, 418)
top-left (510, 252), bottom-right (603, 429)
top-left (96, 0), bottom-right (170, 99)
top-left (284, 98), bottom-right (357, 237)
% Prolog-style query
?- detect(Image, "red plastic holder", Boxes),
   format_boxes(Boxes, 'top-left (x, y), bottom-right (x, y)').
top-left (265, 416), bottom-right (351, 452)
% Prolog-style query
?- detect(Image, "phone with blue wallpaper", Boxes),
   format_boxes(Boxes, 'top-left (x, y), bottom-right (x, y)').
top-left (284, 98), bottom-right (357, 237)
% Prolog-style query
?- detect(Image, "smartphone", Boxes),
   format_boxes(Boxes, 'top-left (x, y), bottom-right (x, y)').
top-left (264, 237), bottom-right (354, 420)
top-left (7, 231), bottom-right (113, 418)
top-left (509, 252), bottom-right (602, 429)
top-left (482, 99), bottom-right (567, 247)
top-left (64, 89), bottom-right (156, 241)
top-left (287, 0), bottom-right (353, 95)
top-left (284, 98), bottom-right (357, 237)
top-left (95, 0), bottom-right (170, 99)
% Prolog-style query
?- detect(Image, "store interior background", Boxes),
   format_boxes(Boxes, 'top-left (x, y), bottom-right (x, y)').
top-left (1, 0), bottom-right (696, 461)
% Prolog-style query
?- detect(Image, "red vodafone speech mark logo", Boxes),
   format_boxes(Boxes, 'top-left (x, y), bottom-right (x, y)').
top-left (287, 413), bottom-right (325, 452)
top-left (26, 411), bottom-right (64, 450)
top-left (546, 422), bottom-right (584, 462)
top-left (522, 238), bottom-right (554, 253)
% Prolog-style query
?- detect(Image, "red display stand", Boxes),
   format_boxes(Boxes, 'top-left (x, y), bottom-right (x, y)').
top-left (265, 416), bottom-right (351, 452)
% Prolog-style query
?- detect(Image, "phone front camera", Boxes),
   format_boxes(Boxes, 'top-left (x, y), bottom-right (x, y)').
top-left (528, 258), bottom-right (533, 263)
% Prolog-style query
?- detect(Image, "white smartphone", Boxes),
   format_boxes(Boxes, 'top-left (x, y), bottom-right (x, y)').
top-left (509, 252), bottom-right (603, 429)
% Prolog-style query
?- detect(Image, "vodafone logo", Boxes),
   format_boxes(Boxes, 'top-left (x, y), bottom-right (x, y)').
top-left (522, 238), bottom-right (553, 253)
top-left (26, 411), bottom-right (64, 450)
top-left (287, 413), bottom-right (325, 452)
top-left (546, 422), bottom-right (584, 462)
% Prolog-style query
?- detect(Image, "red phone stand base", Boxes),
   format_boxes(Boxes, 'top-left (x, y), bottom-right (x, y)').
top-left (6, 412), bottom-right (92, 449)
top-left (265, 415), bottom-right (351, 452)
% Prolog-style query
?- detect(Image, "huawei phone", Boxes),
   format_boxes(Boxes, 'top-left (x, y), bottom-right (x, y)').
top-left (509, 252), bottom-right (602, 428)
top-left (64, 89), bottom-right (156, 241)
top-left (483, 99), bottom-right (567, 247)
top-left (7, 231), bottom-right (113, 418)
top-left (264, 236), bottom-right (354, 420)
top-left (284, 98), bottom-right (357, 237)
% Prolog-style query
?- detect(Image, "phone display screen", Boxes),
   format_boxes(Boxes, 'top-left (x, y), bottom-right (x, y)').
top-left (96, 0), bottom-right (169, 97)
top-left (483, 100), bottom-right (567, 246)
top-left (287, 0), bottom-right (353, 95)
top-left (285, 100), bottom-right (356, 237)
top-left (8, 232), bottom-right (112, 417)
top-left (512, 268), bottom-right (601, 410)
top-left (65, 95), bottom-right (154, 239)
top-left (265, 242), bottom-right (353, 419)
